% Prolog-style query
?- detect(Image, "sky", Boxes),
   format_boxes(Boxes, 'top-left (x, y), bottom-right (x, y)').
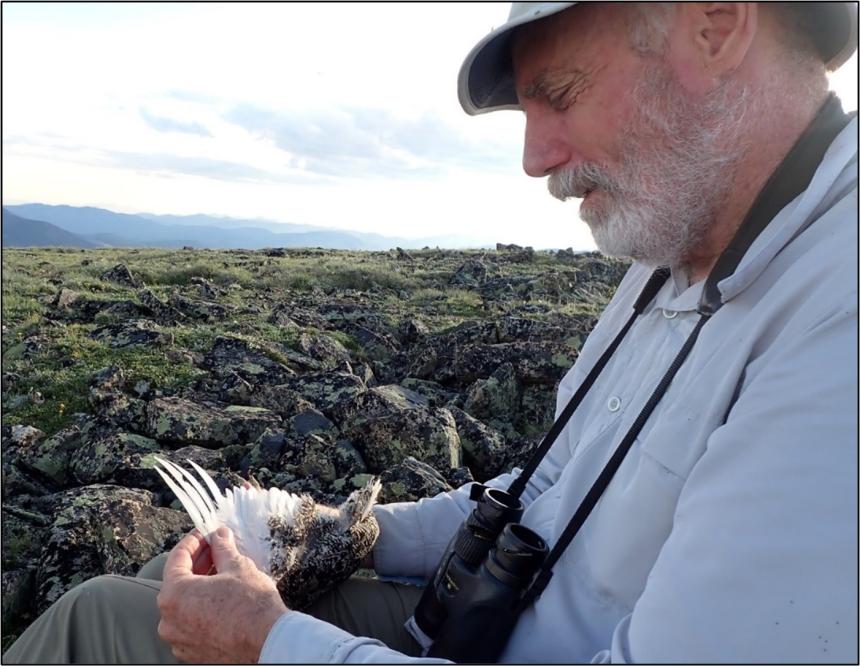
top-left (2, 3), bottom-right (857, 250)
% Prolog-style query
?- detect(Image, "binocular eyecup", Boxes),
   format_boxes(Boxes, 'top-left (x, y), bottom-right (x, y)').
top-left (410, 485), bottom-right (548, 663)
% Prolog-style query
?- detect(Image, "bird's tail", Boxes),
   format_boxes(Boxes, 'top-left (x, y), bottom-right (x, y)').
top-left (337, 477), bottom-right (382, 527)
top-left (153, 456), bottom-right (223, 540)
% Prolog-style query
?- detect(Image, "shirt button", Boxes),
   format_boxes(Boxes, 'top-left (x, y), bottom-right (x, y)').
top-left (607, 396), bottom-right (622, 412)
top-left (663, 309), bottom-right (679, 319)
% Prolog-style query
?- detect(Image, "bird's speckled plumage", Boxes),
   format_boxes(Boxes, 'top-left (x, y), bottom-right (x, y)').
top-left (153, 456), bottom-right (381, 609)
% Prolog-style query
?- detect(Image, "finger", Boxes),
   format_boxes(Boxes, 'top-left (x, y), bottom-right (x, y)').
top-left (209, 526), bottom-right (244, 574)
top-left (163, 530), bottom-right (207, 583)
top-left (191, 542), bottom-right (213, 576)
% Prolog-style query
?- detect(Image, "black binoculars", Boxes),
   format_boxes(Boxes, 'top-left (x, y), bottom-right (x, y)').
top-left (410, 484), bottom-right (548, 663)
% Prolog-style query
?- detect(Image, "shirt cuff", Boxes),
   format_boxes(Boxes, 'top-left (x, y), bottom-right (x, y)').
top-left (259, 610), bottom-right (376, 663)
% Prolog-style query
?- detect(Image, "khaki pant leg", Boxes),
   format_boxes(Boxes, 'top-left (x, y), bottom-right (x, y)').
top-left (304, 577), bottom-right (426, 657)
top-left (136, 552), bottom-right (169, 581)
top-left (3, 565), bottom-right (424, 663)
top-left (2, 575), bottom-right (178, 665)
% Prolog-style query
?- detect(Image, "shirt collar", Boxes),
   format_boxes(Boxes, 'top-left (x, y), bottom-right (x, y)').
top-left (716, 114), bottom-right (857, 305)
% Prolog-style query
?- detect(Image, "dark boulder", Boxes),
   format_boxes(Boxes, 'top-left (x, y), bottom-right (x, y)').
top-left (380, 456), bottom-right (453, 503)
top-left (143, 397), bottom-right (282, 449)
top-left (100, 264), bottom-right (140, 287)
top-left (35, 485), bottom-right (189, 613)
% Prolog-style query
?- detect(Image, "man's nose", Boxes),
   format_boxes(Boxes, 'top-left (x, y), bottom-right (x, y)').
top-left (522, 113), bottom-right (572, 178)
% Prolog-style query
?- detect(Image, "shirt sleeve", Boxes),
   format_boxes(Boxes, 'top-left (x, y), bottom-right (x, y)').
top-left (259, 612), bottom-right (453, 664)
top-left (591, 304), bottom-right (858, 663)
top-left (373, 455), bottom-right (567, 579)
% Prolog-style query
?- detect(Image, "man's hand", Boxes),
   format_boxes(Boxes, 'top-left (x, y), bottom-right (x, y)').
top-left (156, 527), bottom-right (288, 663)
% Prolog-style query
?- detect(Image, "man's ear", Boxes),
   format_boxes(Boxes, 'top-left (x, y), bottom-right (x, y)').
top-left (668, 3), bottom-right (758, 93)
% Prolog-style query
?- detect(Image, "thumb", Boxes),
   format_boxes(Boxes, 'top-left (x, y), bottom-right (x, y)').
top-left (210, 526), bottom-right (243, 574)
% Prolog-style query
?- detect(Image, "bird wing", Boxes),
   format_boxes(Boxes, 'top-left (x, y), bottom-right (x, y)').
top-left (153, 456), bottom-right (303, 576)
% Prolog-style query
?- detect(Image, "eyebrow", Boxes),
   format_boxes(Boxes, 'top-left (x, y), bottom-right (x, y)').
top-left (521, 67), bottom-right (594, 102)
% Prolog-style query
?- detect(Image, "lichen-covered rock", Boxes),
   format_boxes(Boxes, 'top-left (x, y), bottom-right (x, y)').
top-left (6, 424), bottom-right (46, 448)
top-left (69, 431), bottom-right (161, 486)
top-left (143, 397), bottom-right (282, 449)
top-left (289, 408), bottom-right (337, 438)
top-left (2, 505), bottom-right (50, 570)
top-left (462, 362), bottom-right (521, 431)
top-left (202, 336), bottom-right (296, 387)
top-left (137, 288), bottom-right (186, 325)
top-left (448, 406), bottom-right (508, 482)
top-left (89, 365), bottom-right (126, 394)
top-left (332, 439), bottom-right (368, 478)
top-left (269, 304), bottom-right (326, 329)
top-left (444, 466), bottom-right (476, 489)
top-left (190, 276), bottom-right (223, 300)
top-left (297, 332), bottom-right (352, 370)
top-left (511, 247), bottom-right (536, 263)
top-left (90, 319), bottom-right (174, 348)
top-left (337, 386), bottom-right (461, 473)
top-left (277, 433), bottom-right (338, 484)
top-left (4, 425), bottom-right (77, 489)
top-left (380, 457), bottom-right (453, 503)
top-left (398, 317), bottom-right (429, 343)
top-left (100, 263), bottom-right (140, 287)
top-left (213, 370), bottom-right (254, 404)
top-left (88, 366), bottom-right (148, 429)
top-left (241, 429), bottom-right (288, 473)
top-left (88, 299), bottom-right (149, 324)
top-left (399, 378), bottom-right (459, 408)
top-left (351, 362), bottom-right (377, 387)
top-left (276, 372), bottom-right (366, 416)
top-left (518, 383), bottom-right (558, 436)
top-left (248, 385), bottom-right (315, 420)
top-left (168, 293), bottom-right (230, 321)
top-left (52, 288), bottom-right (81, 310)
top-left (0, 462), bottom-right (55, 503)
top-left (35, 485), bottom-right (189, 613)
top-left (346, 325), bottom-right (399, 362)
top-left (450, 258), bottom-right (489, 288)
top-left (494, 317), bottom-right (566, 344)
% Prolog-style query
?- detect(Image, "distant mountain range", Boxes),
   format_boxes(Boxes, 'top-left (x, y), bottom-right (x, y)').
top-left (1, 204), bottom-right (490, 251)
top-left (2, 209), bottom-right (99, 248)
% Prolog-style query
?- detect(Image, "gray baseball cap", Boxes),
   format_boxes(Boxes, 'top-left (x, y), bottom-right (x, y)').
top-left (458, 2), bottom-right (859, 115)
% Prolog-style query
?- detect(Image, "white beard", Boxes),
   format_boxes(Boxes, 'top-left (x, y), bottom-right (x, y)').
top-left (549, 59), bottom-right (752, 268)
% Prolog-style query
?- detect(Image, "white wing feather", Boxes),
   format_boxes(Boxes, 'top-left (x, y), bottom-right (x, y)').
top-left (153, 456), bottom-right (303, 575)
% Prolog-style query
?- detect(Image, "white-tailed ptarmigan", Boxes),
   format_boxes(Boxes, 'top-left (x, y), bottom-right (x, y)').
top-left (153, 456), bottom-right (382, 609)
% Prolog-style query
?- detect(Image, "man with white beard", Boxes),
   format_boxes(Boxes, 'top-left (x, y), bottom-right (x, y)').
top-left (4, 3), bottom-right (857, 664)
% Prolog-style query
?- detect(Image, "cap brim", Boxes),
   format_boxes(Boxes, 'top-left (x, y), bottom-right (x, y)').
top-left (458, 3), bottom-right (576, 116)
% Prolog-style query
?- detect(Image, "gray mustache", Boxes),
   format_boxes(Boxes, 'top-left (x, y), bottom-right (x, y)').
top-left (547, 165), bottom-right (618, 201)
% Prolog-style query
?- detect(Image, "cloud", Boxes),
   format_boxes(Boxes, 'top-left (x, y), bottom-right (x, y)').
top-left (164, 90), bottom-right (222, 105)
top-left (104, 150), bottom-right (324, 185)
top-left (140, 108), bottom-right (212, 137)
top-left (224, 104), bottom-right (517, 179)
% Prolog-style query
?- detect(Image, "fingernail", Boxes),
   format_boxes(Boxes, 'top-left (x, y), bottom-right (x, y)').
top-left (216, 526), bottom-right (231, 540)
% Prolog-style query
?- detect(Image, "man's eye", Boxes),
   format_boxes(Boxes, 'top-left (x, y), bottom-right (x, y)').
top-left (548, 87), bottom-right (574, 111)
top-left (549, 95), bottom-right (571, 111)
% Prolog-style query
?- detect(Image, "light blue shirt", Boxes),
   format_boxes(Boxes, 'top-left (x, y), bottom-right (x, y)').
top-left (260, 118), bottom-right (858, 664)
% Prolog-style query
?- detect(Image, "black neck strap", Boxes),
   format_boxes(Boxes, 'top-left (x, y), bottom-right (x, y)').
top-left (506, 266), bottom-right (671, 500)
top-left (508, 93), bottom-right (853, 607)
top-left (699, 94), bottom-right (853, 314)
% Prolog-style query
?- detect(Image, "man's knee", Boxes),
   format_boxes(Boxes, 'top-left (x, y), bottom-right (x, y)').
top-left (63, 574), bottom-right (160, 614)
